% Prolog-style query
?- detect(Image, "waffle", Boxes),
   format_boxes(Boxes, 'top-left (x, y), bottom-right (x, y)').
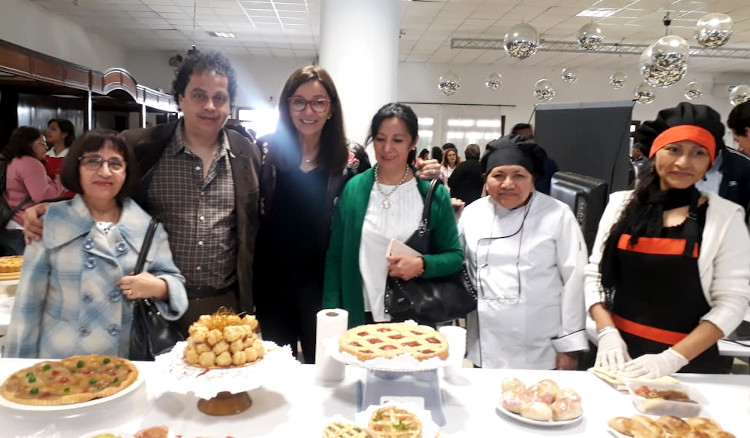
top-left (322, 421), bottom-right (373, 438)
top-left (338, 323), bottom-right (448, 362)
top-left (368, 405), bottom-right (423, 438)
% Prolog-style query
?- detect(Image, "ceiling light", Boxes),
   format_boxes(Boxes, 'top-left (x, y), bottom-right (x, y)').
top-left (207, 31), bottom-right (236, 39)
top-left (576, 9), bottom-right (616, 18)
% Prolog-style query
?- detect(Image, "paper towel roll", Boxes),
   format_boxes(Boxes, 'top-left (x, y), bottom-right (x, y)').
top-left (314, 308), bottom-right (349, 381)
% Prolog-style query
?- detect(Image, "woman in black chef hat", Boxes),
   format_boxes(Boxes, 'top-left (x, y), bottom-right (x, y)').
top-left (459, 134), bottom-right (589, 369)
top-left (586, 103), bottom-right (750, 378)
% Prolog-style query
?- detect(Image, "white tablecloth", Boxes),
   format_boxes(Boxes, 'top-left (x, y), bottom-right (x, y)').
top-left (0, 359), bottom-right (748, 437)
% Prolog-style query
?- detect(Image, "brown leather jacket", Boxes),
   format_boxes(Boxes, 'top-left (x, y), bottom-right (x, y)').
top-left (120, 120), bottom-right (261, 313)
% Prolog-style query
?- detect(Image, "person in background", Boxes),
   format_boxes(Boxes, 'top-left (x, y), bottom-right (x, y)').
top-left (585, 106), bottom-right (750, 378)
top-left (448, 143), bottom-right (483, 205)
top-left (727, 100), bottom-right (750, 156)
top-left (460, 134), bottom-right (588, 369)
top-left (323, 103), bottom-right (463, 327)
top-left (439, 146), bottom-right (460, 190)
top-left (44, 118), bottom-right (76, 181)
top-left (637, 102), bottom-right (750, 221)
top-left (418, 148), bottom-right (430, 161)
top-left (348, 139), bottom-right (372, 174)
top-left (510, 123), bottom-right (559, 195)
top-left (1, 127), bottom-right (64, 255)
top-left (22, 51), bottom-right (261, 336)
top-left (627, 140), bottom-right (653, 187)
top-left (4, 130), bottom-right (188, 358)
top-left (431, 146), bottom-right (443, 163)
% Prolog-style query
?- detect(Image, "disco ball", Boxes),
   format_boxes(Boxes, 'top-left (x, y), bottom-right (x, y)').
top-left (639, 43), bottom-right (687, 88)
top-left (504, 23), bottom-right (540, 59)
top-left (649, 35), bottom-right (689, 70)
top-left (729, 84), bottom-right (750, 106)
top-left (577, 22), bottom-right (604, 50)
top-left (634, 83), bottom-right (656, 104)
top-left (533, 79), bottom-right (556, 102)
top-left (561, 67), bottom-right (578, 85)
top-left (609, 71), bottom-right (627, 89)
top-left (485, 72), bottom-right (503, 91)
top-left (695, 12), bottom-right (733, 48)
top-left (438, 71), bottom-right (461, 96)
top-left (684, 81), bottom-right (703, 100)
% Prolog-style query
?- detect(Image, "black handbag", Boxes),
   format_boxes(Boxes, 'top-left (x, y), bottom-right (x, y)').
top-left (129, 218), bottom-right (185, 361)
top-left (384, 179), bottom-right (477, 324)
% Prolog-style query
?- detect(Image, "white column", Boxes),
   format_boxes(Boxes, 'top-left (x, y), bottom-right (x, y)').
top-left (319, 0), bottom-right (400, 146)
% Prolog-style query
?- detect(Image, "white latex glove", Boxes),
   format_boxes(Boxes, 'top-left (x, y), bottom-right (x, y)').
top-left (595, 329), bottom-right (631, 372)
top-left (621, 348), bottom-right (689, 379)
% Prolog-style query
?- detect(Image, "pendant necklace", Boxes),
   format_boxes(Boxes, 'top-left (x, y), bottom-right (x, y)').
top-left (374, 163), bottom-right (410, 209)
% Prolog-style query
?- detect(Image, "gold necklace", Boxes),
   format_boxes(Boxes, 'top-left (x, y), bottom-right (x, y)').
top-left (374, 163), bottom-right (410, 209)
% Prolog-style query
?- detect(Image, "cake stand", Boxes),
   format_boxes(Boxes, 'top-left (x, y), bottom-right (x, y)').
top-left (326, 337), bottom-right (449, 426)
top-left (155, 340), bottom-right (298, 416)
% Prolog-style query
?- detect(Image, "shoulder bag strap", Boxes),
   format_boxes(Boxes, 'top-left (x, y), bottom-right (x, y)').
top-left (415, 179), bottom-right (440, 237)
top-left (134, 218), bottom-right (159, 274)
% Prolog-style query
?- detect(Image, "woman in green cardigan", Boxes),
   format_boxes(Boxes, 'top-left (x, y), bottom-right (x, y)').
top-left (323, 103), bottom-right (463, 327)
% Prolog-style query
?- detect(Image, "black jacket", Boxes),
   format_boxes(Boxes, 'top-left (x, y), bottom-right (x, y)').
top-left (718, 148), bottom-right (750, 219)
top-left (120, 120), bottom-right (262, 313)
top-left (448, 158), bottom-right (483, 204)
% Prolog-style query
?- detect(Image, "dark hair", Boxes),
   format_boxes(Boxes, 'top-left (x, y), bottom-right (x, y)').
top-left (60, 129), bottom-right (138, 202)
top-left (48, 119), bottom-right (76, 147)
top-left (3, 127), bottom-right (42, 160)
top-left (727, 101), bottom-right (750, 138)
top-left (442, 142), bottom-right (457, 151)
top-left (511, 123), bottom-right (532, 135)
top-left (366, 102), bottom-right (419, 146)
top-left (465, 144), bottom-right (480, 160)
top-left (598, 167), bottom-right (661, 308)
top-left (431, 146), bottom-right (443, 163)
top-left (172, 50), bottom-right (237, 105)
top-left (418, 148), bottom-right (430, 160)
top-left (272, 65), bottom-right (348, 173)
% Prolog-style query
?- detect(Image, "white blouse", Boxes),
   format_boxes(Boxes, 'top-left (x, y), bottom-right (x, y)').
top-left (359, 178), bottom-right (422, 321)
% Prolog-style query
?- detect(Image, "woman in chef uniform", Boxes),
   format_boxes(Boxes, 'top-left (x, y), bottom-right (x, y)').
top-left (586, 103), bottom-right (750, 378)
top-left (459, 134), bottom-right (589, 369)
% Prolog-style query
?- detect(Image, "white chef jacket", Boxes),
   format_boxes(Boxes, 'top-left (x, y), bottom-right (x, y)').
top-left (459, 192), bottom-right (589, 369)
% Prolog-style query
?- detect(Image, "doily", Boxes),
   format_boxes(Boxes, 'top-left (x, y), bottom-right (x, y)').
top-left (155, 340), bottom-right (299, 399)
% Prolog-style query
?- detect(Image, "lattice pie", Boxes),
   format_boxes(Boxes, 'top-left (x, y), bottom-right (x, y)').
top-left (338, 323), bottom-right (448, 362)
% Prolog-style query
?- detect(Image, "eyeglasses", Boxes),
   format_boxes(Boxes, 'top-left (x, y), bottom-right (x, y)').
top-left (476, 240), bottom-right (522, 305)
top-left (287, 97), bottom-right (331, 113)
top-left (474, 199), bottom-right (532, 305)
top-left (79, 155), bottom-right (126, 173)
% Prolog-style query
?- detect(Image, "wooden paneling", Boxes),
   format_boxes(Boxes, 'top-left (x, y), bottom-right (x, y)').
top-left (0, 39), bottom-right (176, 114)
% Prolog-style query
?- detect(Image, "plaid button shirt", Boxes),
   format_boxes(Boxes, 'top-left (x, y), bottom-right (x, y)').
top-left (148, 123), bottom-right (237, 292)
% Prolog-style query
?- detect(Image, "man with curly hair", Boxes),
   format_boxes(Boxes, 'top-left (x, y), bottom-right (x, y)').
top-left (24, 51), bottom-right (261, 335)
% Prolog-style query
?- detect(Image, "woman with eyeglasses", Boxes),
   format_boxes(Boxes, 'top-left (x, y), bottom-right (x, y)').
top-left (1, 126), bottom-right (65, 255)
top-left (323, 102), bottom-right (463, 327)
top-left (4, 130), bottom-right (187, 358)
top-left (585, 104), bottom-right (750, 378)
top-left (253, 66), bottom-right (362, 363)
top-left (458, 134), bottom-right (588, 369)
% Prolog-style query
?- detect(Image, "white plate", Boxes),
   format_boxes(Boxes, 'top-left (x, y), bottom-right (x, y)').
top-left (0, 376), bottom-right (144, 412)
top-left (495, 402), bottom-right (583, 427)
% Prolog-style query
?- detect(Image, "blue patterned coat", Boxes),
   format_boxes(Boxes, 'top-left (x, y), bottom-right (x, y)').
top-left (4, 196), bottom-right (188, 359)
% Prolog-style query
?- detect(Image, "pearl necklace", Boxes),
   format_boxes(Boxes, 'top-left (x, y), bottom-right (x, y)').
top-left (374, 163), bottom-right (410, 209)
